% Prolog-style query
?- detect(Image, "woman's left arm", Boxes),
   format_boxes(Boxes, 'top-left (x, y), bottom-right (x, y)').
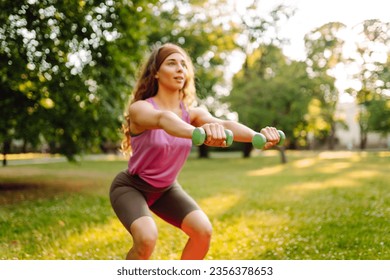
top-left (190, 107), bottom-right (280, 148)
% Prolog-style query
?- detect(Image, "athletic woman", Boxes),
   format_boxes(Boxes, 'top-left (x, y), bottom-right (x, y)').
top-left (109, 43), bottom-right (280, 260)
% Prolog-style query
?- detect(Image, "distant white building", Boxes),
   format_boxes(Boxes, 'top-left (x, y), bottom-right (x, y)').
top-left (335, 101), bottom-right (390, 149)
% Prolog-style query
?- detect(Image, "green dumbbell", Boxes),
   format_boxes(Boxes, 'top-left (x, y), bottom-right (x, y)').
top-left (192, 127), bottom-right (206, 146)
top-left (192, 127), bottom-right (234, 147)
top-left (224, 129), bottom-right (234, 147)
top-left (252, 130), bottom-right (286, 149)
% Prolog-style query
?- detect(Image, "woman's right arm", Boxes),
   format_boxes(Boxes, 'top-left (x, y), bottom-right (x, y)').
top-left (129, 100), bottom-right (195, 139)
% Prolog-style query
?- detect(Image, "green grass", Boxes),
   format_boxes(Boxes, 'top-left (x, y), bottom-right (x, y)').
top-left (0, 150), bottom-right (389, 260)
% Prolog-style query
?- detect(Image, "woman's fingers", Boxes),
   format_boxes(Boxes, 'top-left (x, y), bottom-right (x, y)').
top-left (260, 126), bottom-right (280, 147)
top-left (202, 123), bottom-right (226, 147)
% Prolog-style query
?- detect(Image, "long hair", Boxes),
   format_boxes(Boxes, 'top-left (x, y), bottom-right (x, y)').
top-left (121, 43), bottom-right (196, 155)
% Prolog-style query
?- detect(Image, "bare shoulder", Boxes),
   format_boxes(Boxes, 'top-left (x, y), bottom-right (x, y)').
top-left (129, 100), bottom-right (158, 120)
top-left (129, 100), bottom-right (154, 114)
top-left (128, 100), bottom-right (160, 134)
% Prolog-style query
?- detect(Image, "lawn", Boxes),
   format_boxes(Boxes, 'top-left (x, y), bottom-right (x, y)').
top-left (0, 150), bottom-right (389, 260)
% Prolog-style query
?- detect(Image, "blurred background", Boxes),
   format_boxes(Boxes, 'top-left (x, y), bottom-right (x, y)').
top-left (1, 0), bottom-right (390, 165)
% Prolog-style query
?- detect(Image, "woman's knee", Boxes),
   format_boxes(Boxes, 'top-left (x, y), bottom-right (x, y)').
top-left (200, 222), bottom-right (213, 240)
top-left (182, 210), bottom-right (213, 240)
top-left (130, 217), bottom-right (158, 256)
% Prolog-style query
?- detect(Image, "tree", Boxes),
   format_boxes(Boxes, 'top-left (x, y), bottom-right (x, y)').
top-left (370, 52), bottom-right (390, 135)
top-left (218, 1), bottom-right (296, 160)
top-left (227, 44), bottom-right (315, 159)
top-left (304, 22), bottom-right (346, 149)
top-left (0, 0), bottom-right (159, 165)
top-left (0, 0), bottom-right (316, 165)
top-left (367, 96), bottom-right (390, 135)
top-left (1, 0), bottom-right (250, 162)
top-left (347, 19), bottom-right (390, 149)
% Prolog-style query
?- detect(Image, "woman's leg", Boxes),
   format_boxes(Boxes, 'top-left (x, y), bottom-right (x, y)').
top-left (126, 216), bottom-right (158, 260)
top-left (150, 182), bottom-right (212, 259)
top-left (180, 210), bottom-right (212, 260)
top-left (110, 171), bottom-right (158, 260)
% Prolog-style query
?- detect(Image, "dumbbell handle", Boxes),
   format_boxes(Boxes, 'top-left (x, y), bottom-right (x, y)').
top-left (192, 127), bottom-right (233, 147)
top-left (252, 130), bottom-right (285, 149)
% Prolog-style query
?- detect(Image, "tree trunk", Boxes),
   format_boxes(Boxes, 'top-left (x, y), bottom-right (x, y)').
top-left (358, 118), bottom-right (369, 149)
top-left (242, 142), bottom-right (253, 158)
top-left (49, 141), bottom-right (57, 154)
top-left (198, 145), bottom-right (209, 158)
top-left (328, 123), bottom-right (336, 150)
top-left (278, 146), bottom-right (287, 164)
top-left (360, 132), bottom-right (367, 150)
top-left (22, 139), bottom-right (28, 153)
top-left (2, 140), bottom-right (11, 167)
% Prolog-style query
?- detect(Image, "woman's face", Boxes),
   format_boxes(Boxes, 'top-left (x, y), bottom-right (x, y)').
top-left (156, 52), bottom-right (187, 92)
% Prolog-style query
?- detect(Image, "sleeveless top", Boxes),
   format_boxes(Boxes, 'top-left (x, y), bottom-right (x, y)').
top-left (128, 98), bottom-right (192, 188)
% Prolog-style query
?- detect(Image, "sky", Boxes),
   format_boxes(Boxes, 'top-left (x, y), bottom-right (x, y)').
top-left (261, 0), bottom-right (390, 61)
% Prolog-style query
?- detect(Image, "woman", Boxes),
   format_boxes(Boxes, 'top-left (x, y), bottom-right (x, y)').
top-left (110, 43), bottom-right (280, 260)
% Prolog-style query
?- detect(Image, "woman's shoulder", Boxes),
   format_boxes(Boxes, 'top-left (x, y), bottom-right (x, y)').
top-left (129, 99), bottom-right (154, 111)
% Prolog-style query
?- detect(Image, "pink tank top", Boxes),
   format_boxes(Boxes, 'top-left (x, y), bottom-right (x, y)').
top-left (128, 98), bottom-right (192, 188)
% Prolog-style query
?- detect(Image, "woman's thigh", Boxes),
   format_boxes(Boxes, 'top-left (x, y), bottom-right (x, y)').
top-left (110, 171), bottom-right (152, 232)
top-left (150, 182), bottom-right (201, 228)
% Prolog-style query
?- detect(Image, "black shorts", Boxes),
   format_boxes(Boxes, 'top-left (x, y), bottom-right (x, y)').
top-left (109, 170), bottom-right (200, 231)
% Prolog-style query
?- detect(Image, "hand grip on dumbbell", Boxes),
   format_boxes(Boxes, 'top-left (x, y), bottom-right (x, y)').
top-left (252, 130), bottom-right (286, 149)
top-left (192, 127), bottom-right (234, 147)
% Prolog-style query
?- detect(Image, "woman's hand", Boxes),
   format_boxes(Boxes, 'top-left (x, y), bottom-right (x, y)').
top-left (260, 126), bottom-right (280, 149)
top-left (201, 123), bottom-right (227, 147)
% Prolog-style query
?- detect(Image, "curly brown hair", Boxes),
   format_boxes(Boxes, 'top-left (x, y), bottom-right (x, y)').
top-left (121, 43), bottom-right (197, 154)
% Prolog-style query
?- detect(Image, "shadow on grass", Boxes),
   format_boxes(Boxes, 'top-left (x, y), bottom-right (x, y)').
top-left (0, 191), bottom-right (115, 259)
top-left (0, 182), bottom-right (70, 205)
top-left (0, 161), bottom-right (126, 259)
top-left (195, 152), bottom-right (390, 260)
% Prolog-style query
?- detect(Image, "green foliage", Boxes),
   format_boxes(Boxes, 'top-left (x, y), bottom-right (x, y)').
top-left (305, 22), bottom-right (346, 71)
top-left (0, 0), bottom-right (158, 159)
top-left (1, 151), bottom-right (389, 259)
top-left (0, 0), bottom-right (241, 160)
top-left (367, 95), bottom-right (390, 134)
top-left (304, 22), bottom-right (345, 148)
top-left (347, 19), bottom-right (390, 148)
top-left (227, 44), bottom-right (315, 148)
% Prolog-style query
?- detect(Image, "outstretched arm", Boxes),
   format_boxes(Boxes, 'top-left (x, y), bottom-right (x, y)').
top-left (190, 107), bottom-right (280, 149)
